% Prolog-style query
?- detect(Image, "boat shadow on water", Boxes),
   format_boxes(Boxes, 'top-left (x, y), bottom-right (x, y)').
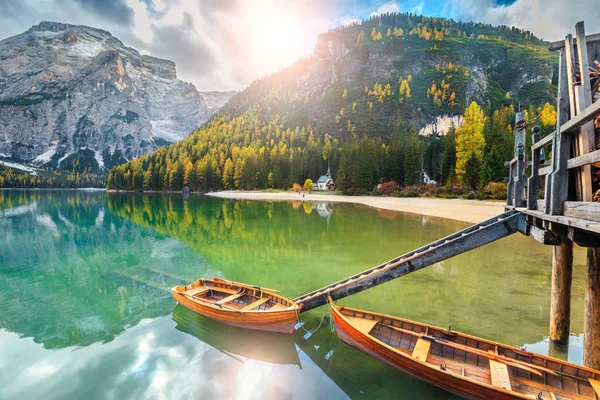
top-left (171, 305), bottom-right (302, 367)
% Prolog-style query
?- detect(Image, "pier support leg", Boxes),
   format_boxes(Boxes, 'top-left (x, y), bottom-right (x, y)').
top-left (584, 248), bottom-right (600, 369)
top-left (549, 241), bottom-right (573, 344)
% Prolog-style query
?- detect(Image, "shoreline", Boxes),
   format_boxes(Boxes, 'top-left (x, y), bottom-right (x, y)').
top-left (207, 191), bottom-right (505, 224)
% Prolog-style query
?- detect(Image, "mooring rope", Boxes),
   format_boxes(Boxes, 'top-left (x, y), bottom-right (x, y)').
top-left (294, 294), bottom-right (335, 334)
top-left (295, 303), bottom-right (330, 334)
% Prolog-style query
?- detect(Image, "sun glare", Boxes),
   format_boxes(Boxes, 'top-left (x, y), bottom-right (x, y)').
top-left (241, 3), bottom-right (320, 76)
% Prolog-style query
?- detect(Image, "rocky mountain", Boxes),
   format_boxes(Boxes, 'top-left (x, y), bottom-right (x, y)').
top-left (0, 22), bottom-right (234, 172)
top-left (220, 13), bottom-right (556, 137)
top-left (108, 13), bottom-right (560, 193)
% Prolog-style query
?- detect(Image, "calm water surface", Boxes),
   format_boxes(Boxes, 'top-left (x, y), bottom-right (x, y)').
top-left (0, 190), bottom-right (589, 399)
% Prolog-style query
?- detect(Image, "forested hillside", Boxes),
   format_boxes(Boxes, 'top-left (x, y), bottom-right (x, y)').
top-left (108, 12), bottom-right (559, 194)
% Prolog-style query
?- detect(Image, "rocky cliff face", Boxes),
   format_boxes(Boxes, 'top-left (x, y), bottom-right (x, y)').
top-left (0, 22), bottom-right (233, 171)
top-left (222, 17), bottom-right (556, 138)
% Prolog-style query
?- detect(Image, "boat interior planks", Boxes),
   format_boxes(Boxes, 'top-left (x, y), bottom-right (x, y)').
top-left (171, 278), bottom-right (301, 334)
top-left (329, 299), bottom-right (600, 400)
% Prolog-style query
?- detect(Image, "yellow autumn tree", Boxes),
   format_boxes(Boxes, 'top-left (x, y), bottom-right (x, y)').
top-left (455, 102), bottom-right (486, 182)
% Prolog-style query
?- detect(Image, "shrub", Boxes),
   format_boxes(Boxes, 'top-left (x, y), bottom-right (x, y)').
top-left (484, 182), bottom-right (507, 200)
top-left (377, 181), bottom-right (400, 196)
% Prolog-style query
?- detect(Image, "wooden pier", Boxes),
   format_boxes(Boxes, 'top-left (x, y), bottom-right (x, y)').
top-left (292, 21), bottom-right (600, 371)
top-left (506, 21), bottom-right (600, 369)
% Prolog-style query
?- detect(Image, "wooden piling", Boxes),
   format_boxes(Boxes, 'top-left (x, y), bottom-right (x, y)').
top-left (584, 247), bottom-right (600, 369)
top-left (549, 240), bottom-right (573, 344)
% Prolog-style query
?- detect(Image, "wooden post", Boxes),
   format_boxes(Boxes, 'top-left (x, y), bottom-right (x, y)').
top-left (514, 105), bottom-right (526, 207)
top-left (584, 248), bottom-right (600, 369)
top-left (574, 22), bottom-right (596, 201)
top-left (548, 46), bottom-right (571, 215)
top-left (549, 240), bottom-right (573, 344)
top-left (507, 161), bottom-right (515, 206)
top-left (528, 127), bottom-right (541, 209)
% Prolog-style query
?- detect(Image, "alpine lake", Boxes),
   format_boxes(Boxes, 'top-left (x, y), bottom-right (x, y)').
top-left (0, 190), bottom-right (590, 400)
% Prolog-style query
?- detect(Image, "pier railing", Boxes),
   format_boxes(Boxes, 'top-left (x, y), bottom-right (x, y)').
top-left (506, 22), bottom-right (600, 229)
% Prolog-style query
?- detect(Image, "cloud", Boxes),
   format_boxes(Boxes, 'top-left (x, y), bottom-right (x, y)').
top-left (371, 2), bottom-right (401, 16)
top-left (442, 0), bottom-right (600, 41)
top-left (73, 0), bottom-right (133, 25)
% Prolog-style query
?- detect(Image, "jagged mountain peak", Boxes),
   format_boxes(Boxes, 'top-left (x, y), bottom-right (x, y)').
top-left (0, 21), bottom-right (234, 173)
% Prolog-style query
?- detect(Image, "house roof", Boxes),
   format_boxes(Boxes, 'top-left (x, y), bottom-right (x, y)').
top-left (317, 175), bottom-right (330, 183)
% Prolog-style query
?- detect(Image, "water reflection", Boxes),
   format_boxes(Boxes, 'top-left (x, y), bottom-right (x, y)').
top-left (0, 190), bottom-right (590, 399)
top-left (172, 305), bottom-right (301, 367)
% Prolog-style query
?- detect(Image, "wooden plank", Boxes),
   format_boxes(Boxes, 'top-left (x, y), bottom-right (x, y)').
top-left (560, 97), bottom-right (600, 135)
top-left (215, 292), bottom-right (244, 306)
top-left (269, 303), bottom-right (287, 311)
top-left (549, 47), bottom-right (572, 215)
top-left (565, 35), bottom-right (577, 117)
top-left (574, 87), bottom-right (595, 201)
top-left (346, 316), bottom-right (379, 334)
top-left (528, 130), bottom-right (542, 210)
top-left (531, 133), bottom-right (554, 151)
top-left (412, 338), bottom-right (431, 362)
top-left (548, 32), bottom-right (600, 51)
top-left (589, 378), bottom-right (600, 397)
top-left (529, 225), bottom-right (563, 245)
top-left (295, 211), bottom-right (522, 311)
top-left (185, 287), bottom-right (209, 296)
top-left (539, 165), bottom-right (553, 176)
top-left (567, 148), bottom-right (600, 170)
top-left (564, 202), bottom-right (600, 223)
top-left (240, 297), bottom-right (269, 311)
top-left (522, 209), bottom-right (600, 234)
top-left (489, 360), bottom-right (512, 390)
top-left (576, 22), bottom-right (593, 109)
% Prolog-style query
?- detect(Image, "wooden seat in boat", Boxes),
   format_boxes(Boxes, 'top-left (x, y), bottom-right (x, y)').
top-left (240, 297), bottom-right (269, 311)
top-left (215, 292), bottom-right (245, 306)
top-left (210, 287), bottom-right (239, 295)
top-left (489, 360), bottom-right (512, 390)
top-left (412, 338), bottom-right (431, 362)
top-left (185, 287), bottom-right (209, 296)
top-left (345, 316), bottom-right (379, 334)
top-left (589, 378), bottom-right (600, 398)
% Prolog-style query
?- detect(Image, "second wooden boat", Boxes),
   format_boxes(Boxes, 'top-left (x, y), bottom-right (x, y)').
top-left (171, 277), bottom-right (300, 334)
top-left (329, 298), bottom-right (600, 400)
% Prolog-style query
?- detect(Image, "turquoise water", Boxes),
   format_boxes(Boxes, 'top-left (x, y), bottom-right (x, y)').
top-left (0, 190), bottom-right (588, 399)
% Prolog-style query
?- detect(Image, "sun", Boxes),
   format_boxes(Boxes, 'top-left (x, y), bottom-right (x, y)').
top-left (241, 3), bottom-right (318, 76)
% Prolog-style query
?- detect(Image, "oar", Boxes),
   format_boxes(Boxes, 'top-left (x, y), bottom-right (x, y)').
top-left (380, 323), bottom-right (556, 377)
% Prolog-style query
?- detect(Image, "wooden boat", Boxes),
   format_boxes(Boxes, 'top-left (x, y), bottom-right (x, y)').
top-left (171, 277), bottom-right (300, 334)
top-left (329, 299), bottom-right (600, 400)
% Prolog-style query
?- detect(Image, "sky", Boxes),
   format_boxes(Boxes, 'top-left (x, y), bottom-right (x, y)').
top-left (0, 0), bottom-right (599, 92)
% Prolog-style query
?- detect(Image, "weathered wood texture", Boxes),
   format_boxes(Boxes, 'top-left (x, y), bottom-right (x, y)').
top-left (548, 47), bottom-right (571, 215)
top-left (514, 110), bottom-right (526, 207)
top-left (550, 241), bottom-right (574, 344)
top-left (521, 209), bottom-right (600, 235)
top-left (295, 211), bottom-right (522, 312)
top-left (564, 202), bottom-right (600, 223)
top-left (331, 302), bottom-right (600, 399)
top-left (584, 248), bottom-right (600, 369)
top-left (549, 32), bottom-right (600, 51)
top-left (528, 130), bottom-right (542, 209)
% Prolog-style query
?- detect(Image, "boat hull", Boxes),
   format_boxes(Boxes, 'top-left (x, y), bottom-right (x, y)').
top-left (172, 290), bottom-right (298, 334)
top-left (331, 305), bottom-right (529, 400)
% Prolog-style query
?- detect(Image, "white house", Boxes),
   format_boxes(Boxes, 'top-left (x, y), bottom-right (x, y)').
top-left (316, 166), bottom-right (335, 191)
top-left (422, 171), bottom-right (436, 185)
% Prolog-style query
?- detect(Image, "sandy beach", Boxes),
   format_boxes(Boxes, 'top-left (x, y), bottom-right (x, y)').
top-left (207, 191), bottom-right (505, 224)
